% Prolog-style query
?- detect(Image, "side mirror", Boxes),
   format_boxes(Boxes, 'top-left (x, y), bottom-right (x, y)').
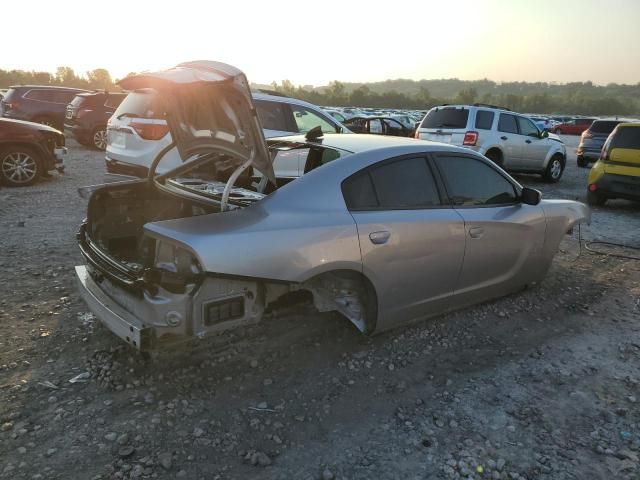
top-left (521, 187), bottom-right (542, 206)
top-left (540, 130), bottom-right (549, 139)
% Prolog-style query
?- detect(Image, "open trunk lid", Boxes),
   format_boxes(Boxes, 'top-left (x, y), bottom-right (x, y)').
top-left (118, 61), bottom-right (275, 184)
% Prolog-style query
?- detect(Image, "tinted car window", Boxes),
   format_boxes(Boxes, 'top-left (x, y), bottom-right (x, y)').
top-left (498, 114), bottom-right (518, 134)
top-left (343, 157), bottom-right (440, 210)
top-left (517, 117), bottom-right (540, 137)
top-left (70, 95), bottom-right (87, 107)
top-left (421, 107), bottom-right (469, 129)
top-left (610, 127), bottom-right (640, 150)
top-left (255, 100), bottom-right (291, 132)
top-left (590, 120), bottom-right (621, 134)
top-left (291, 105), bottom-right (338, 134)
top-left (53, 91), bottom-right (77, 104)
top-left (475, 110), bottom-right (494, 130)
top-left (436, 156), bottom-right (517, 206)
top-left (24, 89), bottom-right (53, 101)
top-left (342, 171), bottom-right (378, 210)
top-left (104, 94), bottom-right (126, 109)
top-left (113, 90), bottom-right (164, 119)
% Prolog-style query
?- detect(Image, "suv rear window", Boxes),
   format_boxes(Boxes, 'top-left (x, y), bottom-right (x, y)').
top-left (475, 110), bottom-right (494, 130)
top-left (421, 107), bottom-right (469, 129)
top-left (1, 88), bottom-right (17, 102)
top-left (105, 94), bottom-right (126, 109)
top-left (590, 121), bottom-right (620, 134)
top-left (112, 90), bottom-right (164, 119)
top-left (70, 95), bottom-right (88, 107)
top-left (611, 127), bottom-right (640, 150)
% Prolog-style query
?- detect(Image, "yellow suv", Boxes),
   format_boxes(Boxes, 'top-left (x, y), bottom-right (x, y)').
top-left (587, 123), bottom-right (640, 206)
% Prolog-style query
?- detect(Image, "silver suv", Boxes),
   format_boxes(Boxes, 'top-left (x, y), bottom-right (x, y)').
top-left (415, 104), bottom-right (567, 182)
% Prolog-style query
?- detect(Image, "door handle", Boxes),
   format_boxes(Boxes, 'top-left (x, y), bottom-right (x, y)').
top-left (500, 136), bottom-right (508, 141)
top-left (525, 139), bottom-right (532, 144)
top-left (469, 227), bottom-right (484, 239)
top-left (369, 231), bottom-right (390, 245)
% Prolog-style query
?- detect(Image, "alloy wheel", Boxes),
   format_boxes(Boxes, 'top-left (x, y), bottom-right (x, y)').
top-left (2, 152), bottom-right (38, 184)
top-left (550, 159), bottom-right (562, 179)
top-left (93, 129), bottom-right (107, 150)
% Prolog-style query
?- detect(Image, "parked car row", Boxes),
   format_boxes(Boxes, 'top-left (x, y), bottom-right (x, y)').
top-left (73, 60), bottom-right (590, 351)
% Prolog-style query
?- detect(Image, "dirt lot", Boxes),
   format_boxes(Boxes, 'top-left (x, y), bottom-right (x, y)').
top-left (1, 136), bottom-right (639, 480)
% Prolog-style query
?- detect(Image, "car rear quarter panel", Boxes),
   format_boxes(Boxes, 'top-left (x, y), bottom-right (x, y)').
top-left (539, 200), bottom-right (590, 272)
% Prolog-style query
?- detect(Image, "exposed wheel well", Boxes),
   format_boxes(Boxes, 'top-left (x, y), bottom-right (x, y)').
top-left (484, 148), bottom-right (503, 165)
top-left (302, 269), bottom-right (378, 334)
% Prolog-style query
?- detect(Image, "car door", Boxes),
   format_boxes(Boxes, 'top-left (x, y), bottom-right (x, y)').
top-left (517, 116), bottom-right (549, 169)
top-left (343, 156), bottom-right (466, 330)
top-left (433, 153), bottom-right (546, 306)
top-left (496, 113), bottom-right (523, 168)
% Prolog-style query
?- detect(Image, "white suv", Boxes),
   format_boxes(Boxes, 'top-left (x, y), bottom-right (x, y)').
top-left (415, 104), bottom-right (567, 182)
top-left (105, 90), bottom-right (349, 177)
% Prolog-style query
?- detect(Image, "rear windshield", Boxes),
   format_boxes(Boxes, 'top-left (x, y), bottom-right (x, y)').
top-left (112, 89), bottom-right (164, 119)
top-left (105, 94), bottom-right (126, 109)
top-left (421, 107), bottom-right (469, 129)
top-left (590, 120), bottom-right (620, 134)
top-left (1, 88), bottom-right (17, 102)
top-left (611, 127), bottom-right (640, 150)
top-left (70, 95), bottom-right (88, 107)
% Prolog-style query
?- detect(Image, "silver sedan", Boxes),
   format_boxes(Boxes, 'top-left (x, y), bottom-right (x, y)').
top-left (75, 62), bottom-right (590, 350)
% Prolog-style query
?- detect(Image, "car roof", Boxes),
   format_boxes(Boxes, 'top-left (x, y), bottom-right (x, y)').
top-left (9, 85), bottom-right (89, 91)
top-left (268, 133), bottom-right (469, 155)
top-left (251, 92), bottom-right (325, 110)
top-left (616, 122), bottom-right (640, 128)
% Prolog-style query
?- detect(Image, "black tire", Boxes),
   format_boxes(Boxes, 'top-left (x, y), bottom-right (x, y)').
top-left (586, 190), bottom-right (606, 206)
top-left (0, 146), bottom-right (42, 186)
top-left (577, 156), bottom-right (589, 168)
top-left (485, 149), bottom-right (503, 167)
top-left (543, 154), bottom-right (564, 183)
top-left (91, 127), bottom-right (108, 151)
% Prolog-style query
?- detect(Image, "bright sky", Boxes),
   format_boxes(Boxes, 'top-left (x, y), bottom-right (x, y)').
top-left (5, 0), bottom-right (640, 86)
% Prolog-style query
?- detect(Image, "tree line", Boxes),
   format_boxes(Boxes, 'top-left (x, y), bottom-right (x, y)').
top-left (1, 66), bottom-right (637, 116)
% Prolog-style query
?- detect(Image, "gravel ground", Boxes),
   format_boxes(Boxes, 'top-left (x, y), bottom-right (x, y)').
top-left (0, 135), bottom-right (639, 480)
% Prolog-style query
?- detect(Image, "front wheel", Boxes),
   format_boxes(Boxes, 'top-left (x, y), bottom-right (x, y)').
top-left (0, 146), bottom-right (42, 186)
top-left (543, 155), bottom-right (564, 183)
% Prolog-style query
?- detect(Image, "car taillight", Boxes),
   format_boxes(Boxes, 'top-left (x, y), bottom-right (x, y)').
top-left (463, 131), bottom-right (478, 146)
top-left (414, 129), bottom-right (420, 139)
top-left (5, 101), bottom-right (18, 110)
top-left (130, 121), bottom-right (169, 140)
top-left (582, 131), bottom-right (593, 139)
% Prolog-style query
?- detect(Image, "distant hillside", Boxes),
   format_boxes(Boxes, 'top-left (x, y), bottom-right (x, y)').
top-left (257, 78), bottom-right (640, 116)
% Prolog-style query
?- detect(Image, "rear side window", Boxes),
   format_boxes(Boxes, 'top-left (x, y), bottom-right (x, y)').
top-left (24, 89), bottom-right (55, 101)
top-left (255, 100), bottom-right (292, 132)
top-left (610, 127), bottom-right (640, 150)
top-left (436, 156), bottom-right (517, 206)
top-left (475, 110), bottom-right (494, 130)
top-left (113, 90), bottom-right (164, 119)
top-left (590, 121), bottom-right (620, 134)
top-left (342, 157), bottom-right (441, 210)
top-left (69, 95), bottom-right (87, 107)
top-left (498, 114), bottom-right (518, 134)
top-left (421, 107), bottom-right (469, 129)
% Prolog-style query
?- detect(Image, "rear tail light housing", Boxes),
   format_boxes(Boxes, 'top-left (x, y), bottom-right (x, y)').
top-left (414, 129), bottom-right (420, 139)
top-left (4, 101), bottom-right (19, 110)
top-left (582, 130), bottom-right (593, 139)
top-left (589, 184), bottom-right (597, 192)
top-left (463, 131), bottom-right (479, 146)
top-left (130, 120), bottom-right (169, 140)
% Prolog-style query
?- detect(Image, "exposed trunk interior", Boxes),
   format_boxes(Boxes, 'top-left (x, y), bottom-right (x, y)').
top-left (85, 181), bottom-right (216, 269)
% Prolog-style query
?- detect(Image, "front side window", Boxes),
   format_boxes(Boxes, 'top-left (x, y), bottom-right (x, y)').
top-left (291, 105), bottom-right (339, 134)
top-left (436, 156), bottom-right (518, 206)
top-left (342, 157), bottom-right (441, 210)
top-left (498, 114), bottom-right (518, 134)
top-left (517, 117), bottom-right (540, 137)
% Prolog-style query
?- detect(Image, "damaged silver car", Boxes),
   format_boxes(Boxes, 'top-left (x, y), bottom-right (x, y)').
top-left (75, 61), bottom-right (590, 350)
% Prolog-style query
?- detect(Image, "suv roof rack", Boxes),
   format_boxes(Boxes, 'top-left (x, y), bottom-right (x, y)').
top-left (253, 89), bottom-right (290, 98)
top-left (472, 103), bottom-right (511, 111)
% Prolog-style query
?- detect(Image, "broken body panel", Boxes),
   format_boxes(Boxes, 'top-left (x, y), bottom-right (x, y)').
top-left (75, 61), bottom-right (591, 351)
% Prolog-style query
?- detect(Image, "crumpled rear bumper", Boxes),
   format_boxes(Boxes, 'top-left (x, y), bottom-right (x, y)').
top-left (75, 265), bottom-right (153, 350)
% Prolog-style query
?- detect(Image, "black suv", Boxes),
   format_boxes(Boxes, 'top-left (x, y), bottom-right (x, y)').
top-left (65, 91), bottom-right (127, 150)
top-left (576, 119), bottom-right (622, 167)
top-left (1, 85), bottom-right (89, 131)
